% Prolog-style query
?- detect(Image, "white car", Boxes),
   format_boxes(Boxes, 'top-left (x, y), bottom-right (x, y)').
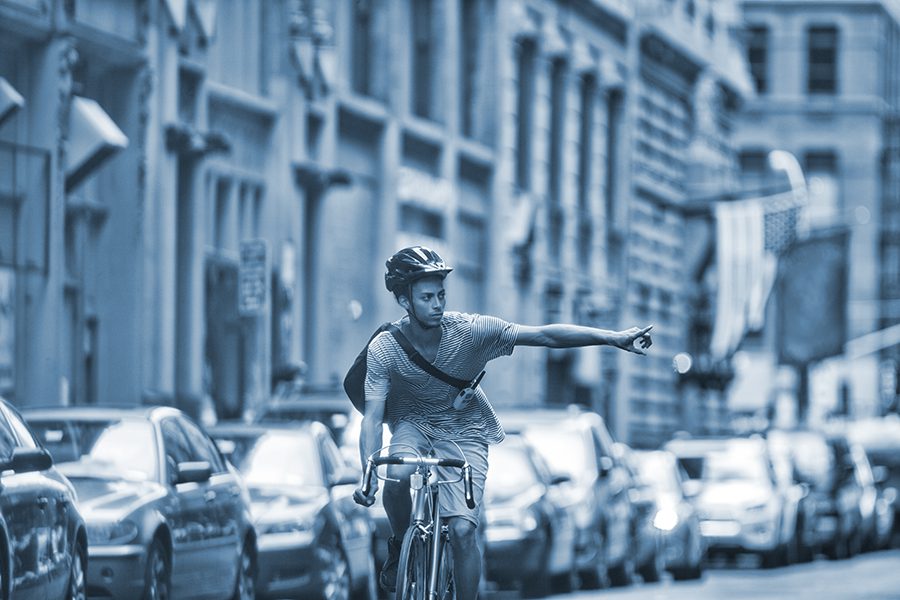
top-left (666, 437), bottom-right (795, 567)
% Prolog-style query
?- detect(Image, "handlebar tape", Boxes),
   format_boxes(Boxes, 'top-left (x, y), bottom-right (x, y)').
top-left (463, 465), bottom-right (476, 509)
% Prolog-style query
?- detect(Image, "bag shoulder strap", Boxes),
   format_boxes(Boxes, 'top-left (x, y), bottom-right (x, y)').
top-left (387, 325), bottom-right (471, 390)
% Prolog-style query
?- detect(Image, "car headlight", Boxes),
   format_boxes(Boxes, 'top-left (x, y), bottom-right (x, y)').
top-left (87, 520), bottom-right (139, 545)
top-left (653, 507), bottom-right (679, 532)
top-left (487, 508), bottom-right (539, 532)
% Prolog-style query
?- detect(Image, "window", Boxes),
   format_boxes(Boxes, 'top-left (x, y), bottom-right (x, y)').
top-left (578, 74), bottom-right (597, 267)
top-left (747, 25), bottom-right (769, 94)
top-left (351, 0), bottom-right (374, 96)
top-left (807, 26), bottom-right (838, 94)
top-left (515, 39), bottom-right (537, 191)
top-left (178, 417), bottom-right (226, 473)
top-left (739, 149), bottom-right (769, 190)
top-left (605, 89), bottom-right (623, 228)
top-left (548, 58), bottom-right (568, 258)
top-left (411, 0), bottom-right (437, 120)
top-left (804, 151), bottom-right (840, 228)
top-left (460, 0), bottom-right (480, 137)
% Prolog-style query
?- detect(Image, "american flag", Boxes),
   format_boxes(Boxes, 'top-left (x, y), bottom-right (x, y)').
top-left (710, 189), bottom-right (805, 359)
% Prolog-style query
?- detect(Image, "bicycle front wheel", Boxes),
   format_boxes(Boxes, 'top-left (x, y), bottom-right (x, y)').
top-left (396, 527), bottom-right (428, 600)
top-left (434, 528), bottom-right (455, 600)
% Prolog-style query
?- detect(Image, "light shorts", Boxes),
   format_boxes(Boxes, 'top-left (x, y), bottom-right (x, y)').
top-left (388, 420), bottom-right (489, 527)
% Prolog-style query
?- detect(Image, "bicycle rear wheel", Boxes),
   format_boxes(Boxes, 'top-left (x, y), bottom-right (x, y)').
top-left (395, 527), bottom-right (427, 600)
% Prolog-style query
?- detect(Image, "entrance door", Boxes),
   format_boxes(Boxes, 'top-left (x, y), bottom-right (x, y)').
top-left (205, 258), bottom-right (245, 419)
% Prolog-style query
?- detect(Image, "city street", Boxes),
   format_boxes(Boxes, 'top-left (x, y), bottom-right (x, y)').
top-left (512, 550), bottom-right (900, 600)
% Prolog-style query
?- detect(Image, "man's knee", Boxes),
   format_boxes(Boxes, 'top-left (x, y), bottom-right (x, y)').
top-left (448, 518), bottom-right (478, 547)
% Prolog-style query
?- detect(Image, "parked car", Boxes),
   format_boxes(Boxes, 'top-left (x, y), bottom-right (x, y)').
top-left (210, 421), bottom-right (377, 600)
top-left (0, 396), bottom-right (88, 599)
top-left (500, 406), bottom-right (635, 588)
top-left (765, 430), bottom-right (820, 562)
top-left (25, 405), bottom-right (258, 600)
top-left (844, 416), bottom-right (900, 547)
top-left (630, 449), bottom-right (704, 580)
top-left (483, 434), bottom-right (577, 597)
top-left (666, 437), bottom-right (793, 567)
top-left (614, 443), bottom-right (665, 583)
top-left (778, 430), bottom-right (865, 560)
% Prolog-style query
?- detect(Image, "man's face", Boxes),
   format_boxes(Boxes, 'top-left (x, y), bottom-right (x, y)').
top-left (404, 276), bottom-right (446, 327)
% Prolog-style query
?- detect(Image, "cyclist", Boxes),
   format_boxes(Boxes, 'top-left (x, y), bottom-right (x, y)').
top-left (353, 245), bottom-right (652, 600)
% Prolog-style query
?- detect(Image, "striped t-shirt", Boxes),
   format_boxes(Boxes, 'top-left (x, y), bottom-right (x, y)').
top-left (364, 311), bottom-right (519, 444)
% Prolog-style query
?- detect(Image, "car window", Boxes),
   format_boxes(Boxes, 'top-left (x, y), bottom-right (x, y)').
top-left (485, 444), bottom-right (541, 499)
top-left (0, 408), bottom-right (20, 462)
top-left (0, 403), bottom-right (38, 449)
top-left (319, 433), bottom-right (346, 481)
top-left (29, 418), bottom-right (157, 481)
top-left (522, 424), bottom-right (596, 483)
top-left (177, 417), bottom-right (226, 473)
top-left (161, 418), bottom-right (194, 480)
top-left (225, 431), bottom-right (324, 488)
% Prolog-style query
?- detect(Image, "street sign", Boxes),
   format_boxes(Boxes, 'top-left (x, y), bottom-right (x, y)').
top-left (239, 239), bottom-right (269, 316)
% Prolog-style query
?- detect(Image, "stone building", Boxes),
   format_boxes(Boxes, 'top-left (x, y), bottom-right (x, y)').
top-left (734, 0), bottom-right (900, 421)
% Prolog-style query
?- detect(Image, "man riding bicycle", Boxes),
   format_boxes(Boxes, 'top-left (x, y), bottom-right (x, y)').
top-left (353, 245), bottom-right (653, 600)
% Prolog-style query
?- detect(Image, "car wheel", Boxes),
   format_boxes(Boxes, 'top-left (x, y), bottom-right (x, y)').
top-left (638, 549), bottom-right (664, 584)
top-left (321, 543), bottom-right (351, 600)
top-left (607, 558), bottom-right (633, 587)
top-left (67, 543), bottom-right (87, 600)
top-left (143, 539), bottom-right (171, 600)
top-left (232, 540), bottom-right (256, 600)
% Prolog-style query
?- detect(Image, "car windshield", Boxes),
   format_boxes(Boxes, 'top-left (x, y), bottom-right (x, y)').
top-left (29, 418), bottom-right (157, 481)
top-left (223, 431), bottom-right (324, 488)
top-left (521, 426), bottom-right (592, 482)
top-left (485, 445), bottom-right (540, 500)
top-left (635, 453), bottom-right (681, 494)
top-left (788, 433), bottom-right (833, 490)
top-left (703, 451), bottom-right (769, 484)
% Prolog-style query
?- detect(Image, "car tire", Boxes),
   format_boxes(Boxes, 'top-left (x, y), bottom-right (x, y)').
top-left (231, 539), bottom-right (256, 600)
top-left (143, 539), bottom-right (171, 600)
top-left (321, 543), bottom-right (351, 600)
top-left (67, 542), bottom-right (87, 600)
top-left (607, 558), bottom-right (633, 587)
top-left (637, 549), bottom-right (663, 584)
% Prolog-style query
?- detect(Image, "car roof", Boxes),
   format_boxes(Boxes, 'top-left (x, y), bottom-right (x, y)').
top-left (665, 436), bottom-right (766, 456)
top-left (22, 404), bottom-right (183, 422)
top-left (497, 406), bottom-right (606, 430)
top-left (209, 420), bottom-right (326, 438)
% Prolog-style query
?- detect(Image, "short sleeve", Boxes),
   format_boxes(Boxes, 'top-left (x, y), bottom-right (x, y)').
top-left (364, 335), bottom-right (392, 404)
top-left (469, 314), bottom-right (520, 362)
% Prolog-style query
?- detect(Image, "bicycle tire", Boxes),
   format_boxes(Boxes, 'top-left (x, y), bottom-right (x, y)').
top-left (434, 527), bottom-right (455, 600)
top-left (395, 527), bottom-right (427, 600)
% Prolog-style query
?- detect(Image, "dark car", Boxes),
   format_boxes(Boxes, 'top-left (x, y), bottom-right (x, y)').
top-left (773, 429), bottom-right (864, 560)
top-left (631, 450), bottom-right (704, 580)
top-left (210, 421), bottom-right (376, 600)
top-left (0, 397), bottom-right (88, 600)
top-left (25, 405), bottom-right (258, 600)
top-left (845, 416), bottom-right (900, 547)
top-left (483, 434), bottom-right (576, 597)
top-left (499, 406), bottom-right (635, 589)
top-left (615, 443), bottom-right (666, 583)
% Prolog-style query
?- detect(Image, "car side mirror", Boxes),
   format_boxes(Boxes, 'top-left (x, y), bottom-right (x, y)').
top-left (598, 456), bottom-right (614, 478)
top-left (4, 447), bottom-right (53, 474)
top-left (176, 461), bottom-right (212, 485)
top-left (872, 465), bottom-right (889, 485)
top-left (682, 479), bottom-right (702, 499)
top-left (550, 473), bottom-right (571, 486)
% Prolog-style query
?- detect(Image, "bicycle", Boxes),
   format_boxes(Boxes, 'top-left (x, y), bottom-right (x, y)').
top-left (360, 443), bottom-right (477, 600)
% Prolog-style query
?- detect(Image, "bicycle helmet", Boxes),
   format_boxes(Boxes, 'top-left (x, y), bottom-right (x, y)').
top-left (384, 246), bottom-right (453, 294)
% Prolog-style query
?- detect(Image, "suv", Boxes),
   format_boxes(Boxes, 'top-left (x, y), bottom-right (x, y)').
top-left (499, 406), bottom-right (635, 589)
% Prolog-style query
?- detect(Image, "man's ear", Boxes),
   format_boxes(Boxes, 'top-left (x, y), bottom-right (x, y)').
top-left (397, 294), bottom-right (411, 311)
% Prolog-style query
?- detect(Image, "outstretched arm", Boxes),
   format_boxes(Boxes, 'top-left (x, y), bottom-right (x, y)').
top-left (515, 324), bottom-right (653, 355)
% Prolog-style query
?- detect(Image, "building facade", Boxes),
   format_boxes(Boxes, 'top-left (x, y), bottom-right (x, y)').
top-left (734, 0), bottom-right (900, 422)
top-left (1, 0), bottom-right (755, 447)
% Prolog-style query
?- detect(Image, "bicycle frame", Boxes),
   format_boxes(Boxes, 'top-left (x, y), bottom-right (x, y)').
top-left (361, 444), bottom-right (475, 600)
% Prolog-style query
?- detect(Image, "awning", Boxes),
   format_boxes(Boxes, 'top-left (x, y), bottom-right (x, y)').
top-left (0, 77), bottom-right (25, 126)
top-left (65, 96), bottom-right (128, 192)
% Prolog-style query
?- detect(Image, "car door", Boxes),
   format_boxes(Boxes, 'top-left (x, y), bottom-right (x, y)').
top-left (591, 427), bottom-right (632, 562)
top-left (0, 405), bottom-right (53, 600)
top-left (161, 417), bottom-right (219, 599)
top-left (176, 416), bottom-right (242, 599)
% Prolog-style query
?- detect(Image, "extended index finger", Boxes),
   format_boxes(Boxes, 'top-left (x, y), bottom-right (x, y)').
top-left (638, 324), bottom-right (653, 336)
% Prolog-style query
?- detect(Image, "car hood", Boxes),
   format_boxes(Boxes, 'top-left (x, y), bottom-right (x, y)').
top-left (63, 474), bottom-right (167, 521)
top-left (248, 485), bottom-right (328, 525)
top-left (697, 481), bottom-right (772, 509)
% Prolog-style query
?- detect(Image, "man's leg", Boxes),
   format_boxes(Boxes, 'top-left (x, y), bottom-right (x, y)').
top-left (448, 517), bottom-right (481, 600)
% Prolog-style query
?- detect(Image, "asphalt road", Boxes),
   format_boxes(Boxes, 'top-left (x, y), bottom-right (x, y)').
top-left (491, 549), bottom-right (900, 600)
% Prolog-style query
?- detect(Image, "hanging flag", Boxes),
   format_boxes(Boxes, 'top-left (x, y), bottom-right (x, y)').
top-left (711, 189), bottom-right (805, 360)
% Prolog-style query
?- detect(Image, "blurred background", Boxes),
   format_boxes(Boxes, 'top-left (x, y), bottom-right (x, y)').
top-left (0, 0), bottom-right (898, 446)
top-left (5, 2), bottom-right (900, 599)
